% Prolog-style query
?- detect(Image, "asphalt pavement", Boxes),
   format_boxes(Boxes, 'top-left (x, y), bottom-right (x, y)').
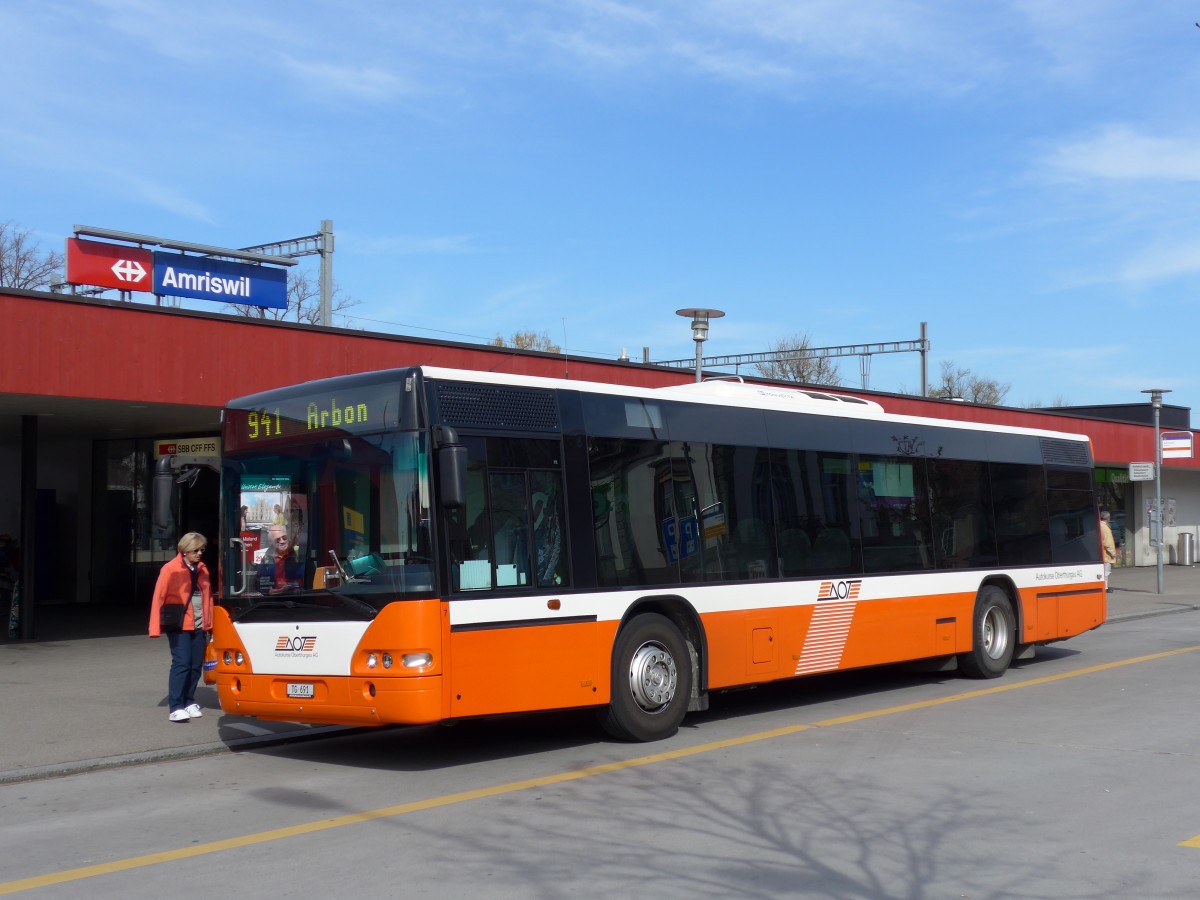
top-left (3, 564), bottom-right (1199, 784)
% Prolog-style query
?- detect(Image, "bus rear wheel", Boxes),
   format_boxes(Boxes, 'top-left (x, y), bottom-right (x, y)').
top-left (600, 613), bottom-right (692, 742)
top-left (958, 586), bottom-right (1016, 679)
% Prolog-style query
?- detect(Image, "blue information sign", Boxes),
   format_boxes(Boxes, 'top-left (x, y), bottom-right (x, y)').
top-left (152, 252), bottom-right (288, 309)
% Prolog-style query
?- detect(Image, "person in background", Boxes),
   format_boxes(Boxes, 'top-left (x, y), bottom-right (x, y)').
top-left (239, 505), bottom-right (250, 532)
top-left (149, 532), bottom-right (213, 722)
top-left (1099, 510), bottom-right (1117, 593)
top-left (257, 524), bottom-right (304, 593)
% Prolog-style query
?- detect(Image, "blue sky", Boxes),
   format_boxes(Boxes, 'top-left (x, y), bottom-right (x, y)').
top-left (4, 1), bottom-right (1200, 411)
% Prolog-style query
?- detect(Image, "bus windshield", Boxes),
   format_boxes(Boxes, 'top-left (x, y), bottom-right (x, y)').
top-left (223, 430), bottom-right (434, 620)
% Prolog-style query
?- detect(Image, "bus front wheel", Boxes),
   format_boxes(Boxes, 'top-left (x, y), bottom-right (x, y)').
top-left (600, 613), bottom-right (692, 742)
top-left (958, 586), bottom-right (1016, 679)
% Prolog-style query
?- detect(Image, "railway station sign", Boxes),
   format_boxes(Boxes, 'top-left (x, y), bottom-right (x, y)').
top-left (154, 437), bottom-right (221, 465)
top-left (65, 238), bottom-right (153, 292)
top-left (66, 236), bottom-right (289, 309)
top-left (153, 252), bottom-right (288, 309)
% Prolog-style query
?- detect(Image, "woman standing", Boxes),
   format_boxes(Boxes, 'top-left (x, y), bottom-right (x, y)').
top-left (149, 532), bottom-right (213, 722)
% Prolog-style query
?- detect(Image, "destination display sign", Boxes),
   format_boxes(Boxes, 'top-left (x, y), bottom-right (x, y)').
top-left (224, 383), bottom-right (404, 451)
top-left (153, 252), bottom-right (287, 309)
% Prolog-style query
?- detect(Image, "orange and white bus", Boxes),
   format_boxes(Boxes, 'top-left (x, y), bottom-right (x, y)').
top-left (212, 366), bottom-right (1105, 741)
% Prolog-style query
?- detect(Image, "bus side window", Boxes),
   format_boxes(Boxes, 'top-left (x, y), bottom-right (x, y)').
top-left (531, 471), bottom-right (568, 588)
top-left (490, 472), bottom-right (530, 587)
top-left (455, 453), bottom-right (492, 591)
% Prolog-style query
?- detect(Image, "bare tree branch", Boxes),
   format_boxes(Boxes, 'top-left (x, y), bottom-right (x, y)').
top-left (928, 359), bottom-right (1010, 405)
top-left (490, 329), bottom-right (562, 354)
top-left (223, 268), bottom-right (358, 326)
top-left (753, 333), bottom-right (843, 385)
top-left (0, 221), bottom-right (63, 289)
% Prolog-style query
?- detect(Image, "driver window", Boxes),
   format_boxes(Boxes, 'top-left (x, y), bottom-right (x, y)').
top-left (490, 472), bottom-right (530, 587)
top-left (450, 436), bottom-right (570, 593)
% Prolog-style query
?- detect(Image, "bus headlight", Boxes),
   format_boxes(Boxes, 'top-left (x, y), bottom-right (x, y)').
top-left (402, 652), bottom-right (432, 669)
top-left (367, 653), bottom-right (378, 669)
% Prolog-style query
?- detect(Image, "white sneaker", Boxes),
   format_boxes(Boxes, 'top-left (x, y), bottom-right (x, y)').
top-left (169, 709), bottom-right (190, 722)
top-left (184, 704), bottom-right (203, 718)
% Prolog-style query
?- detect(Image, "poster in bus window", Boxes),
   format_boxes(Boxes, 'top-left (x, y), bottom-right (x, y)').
top-left (241, 476), bottom-right (291, 562)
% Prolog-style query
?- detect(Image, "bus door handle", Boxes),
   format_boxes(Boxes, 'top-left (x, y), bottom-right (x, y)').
top-left (230, 537), bottom-right (249, 595)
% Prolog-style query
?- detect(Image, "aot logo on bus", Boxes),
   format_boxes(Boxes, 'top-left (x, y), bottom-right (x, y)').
top-left (276, 636), bottom-right (317, 653)
top-left (818, 580), bottom-right (863, 601)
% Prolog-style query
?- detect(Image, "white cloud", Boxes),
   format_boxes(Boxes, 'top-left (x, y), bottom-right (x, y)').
top-left (0, 125), bottom-right (213, 222)
top-left (274, 54), bottom-right (414, 102)
top-left (1117, 240), bottom-right (1200, 284)
top-left (1040, 126), bottom-right (1200, 183)
top-left (529, 0), bottom-right (1006, 95)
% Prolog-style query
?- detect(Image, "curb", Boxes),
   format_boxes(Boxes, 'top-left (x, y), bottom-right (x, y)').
top-left (1107, 604), bottom-right (1200, 623)
top-left (0, 725), bottom-right (361, 786)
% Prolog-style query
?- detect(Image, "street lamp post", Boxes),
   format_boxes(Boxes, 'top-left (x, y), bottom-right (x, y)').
top-left (676, 308), bottom-right (724, 383)
top-left (1142, 388), bottom-right (1171, 594)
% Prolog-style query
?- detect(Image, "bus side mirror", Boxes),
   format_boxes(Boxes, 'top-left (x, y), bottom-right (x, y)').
top-left (152, 456), bottom-right (176, 540)
top-left (438, 445), bottom-right (467, 509)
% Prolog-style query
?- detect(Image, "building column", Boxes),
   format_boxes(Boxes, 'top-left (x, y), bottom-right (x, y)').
top-left (19, 415), bottom-right (37, 640)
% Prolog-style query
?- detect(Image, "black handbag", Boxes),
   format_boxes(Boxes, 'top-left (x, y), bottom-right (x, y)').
top-left (159, 603), bottom-right (186, 632)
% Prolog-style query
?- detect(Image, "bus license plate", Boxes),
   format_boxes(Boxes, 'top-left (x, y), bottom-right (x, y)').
top-left (286, 683), bottom-right (315, 699)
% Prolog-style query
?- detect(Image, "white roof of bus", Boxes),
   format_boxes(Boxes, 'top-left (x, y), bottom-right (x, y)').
top-left (418, 366), bottom-right (1090, 443)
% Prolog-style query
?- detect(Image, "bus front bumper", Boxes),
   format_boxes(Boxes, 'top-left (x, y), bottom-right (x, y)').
top-left (217, 672), bottom-right (443, 727)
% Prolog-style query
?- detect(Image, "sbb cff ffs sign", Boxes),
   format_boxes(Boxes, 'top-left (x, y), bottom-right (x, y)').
top-left (65, 238), bottom-right (152, 292)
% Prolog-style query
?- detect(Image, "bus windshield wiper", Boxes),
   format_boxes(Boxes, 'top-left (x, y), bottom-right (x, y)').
top-left (324, 591), bottom-right (380, 618)
top-left (231, 598), bottom-right (331, 621)
top-left (231, 595), bottom-right (376, 621)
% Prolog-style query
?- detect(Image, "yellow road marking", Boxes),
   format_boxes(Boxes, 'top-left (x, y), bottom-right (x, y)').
top-left (4, 644), bottom-right (1200, 894)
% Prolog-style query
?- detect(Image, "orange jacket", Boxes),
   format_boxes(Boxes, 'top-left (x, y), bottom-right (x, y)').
top-left (148, 553), bottom-right (213, 637)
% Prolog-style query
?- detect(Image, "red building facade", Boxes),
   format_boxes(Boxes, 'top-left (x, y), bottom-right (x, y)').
top-left (2, 287), bottom-right (1194, 638)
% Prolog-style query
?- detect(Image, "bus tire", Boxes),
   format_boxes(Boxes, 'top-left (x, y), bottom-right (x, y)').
top-left (958, 585), bottom-right (1016, 679)
top-left (600, 613), bottom-right (692, 742)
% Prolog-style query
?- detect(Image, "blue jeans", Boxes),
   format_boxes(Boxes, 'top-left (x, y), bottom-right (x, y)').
top-left (167, 629), bottom-right (206, 712)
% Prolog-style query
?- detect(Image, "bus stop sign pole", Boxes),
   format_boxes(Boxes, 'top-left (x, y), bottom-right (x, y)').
top-left (1143, 388), bottom-right (1170, 594)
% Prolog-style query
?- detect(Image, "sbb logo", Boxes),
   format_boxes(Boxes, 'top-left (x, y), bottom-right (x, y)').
top-left (817, 580), bottom-right (862, 601)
